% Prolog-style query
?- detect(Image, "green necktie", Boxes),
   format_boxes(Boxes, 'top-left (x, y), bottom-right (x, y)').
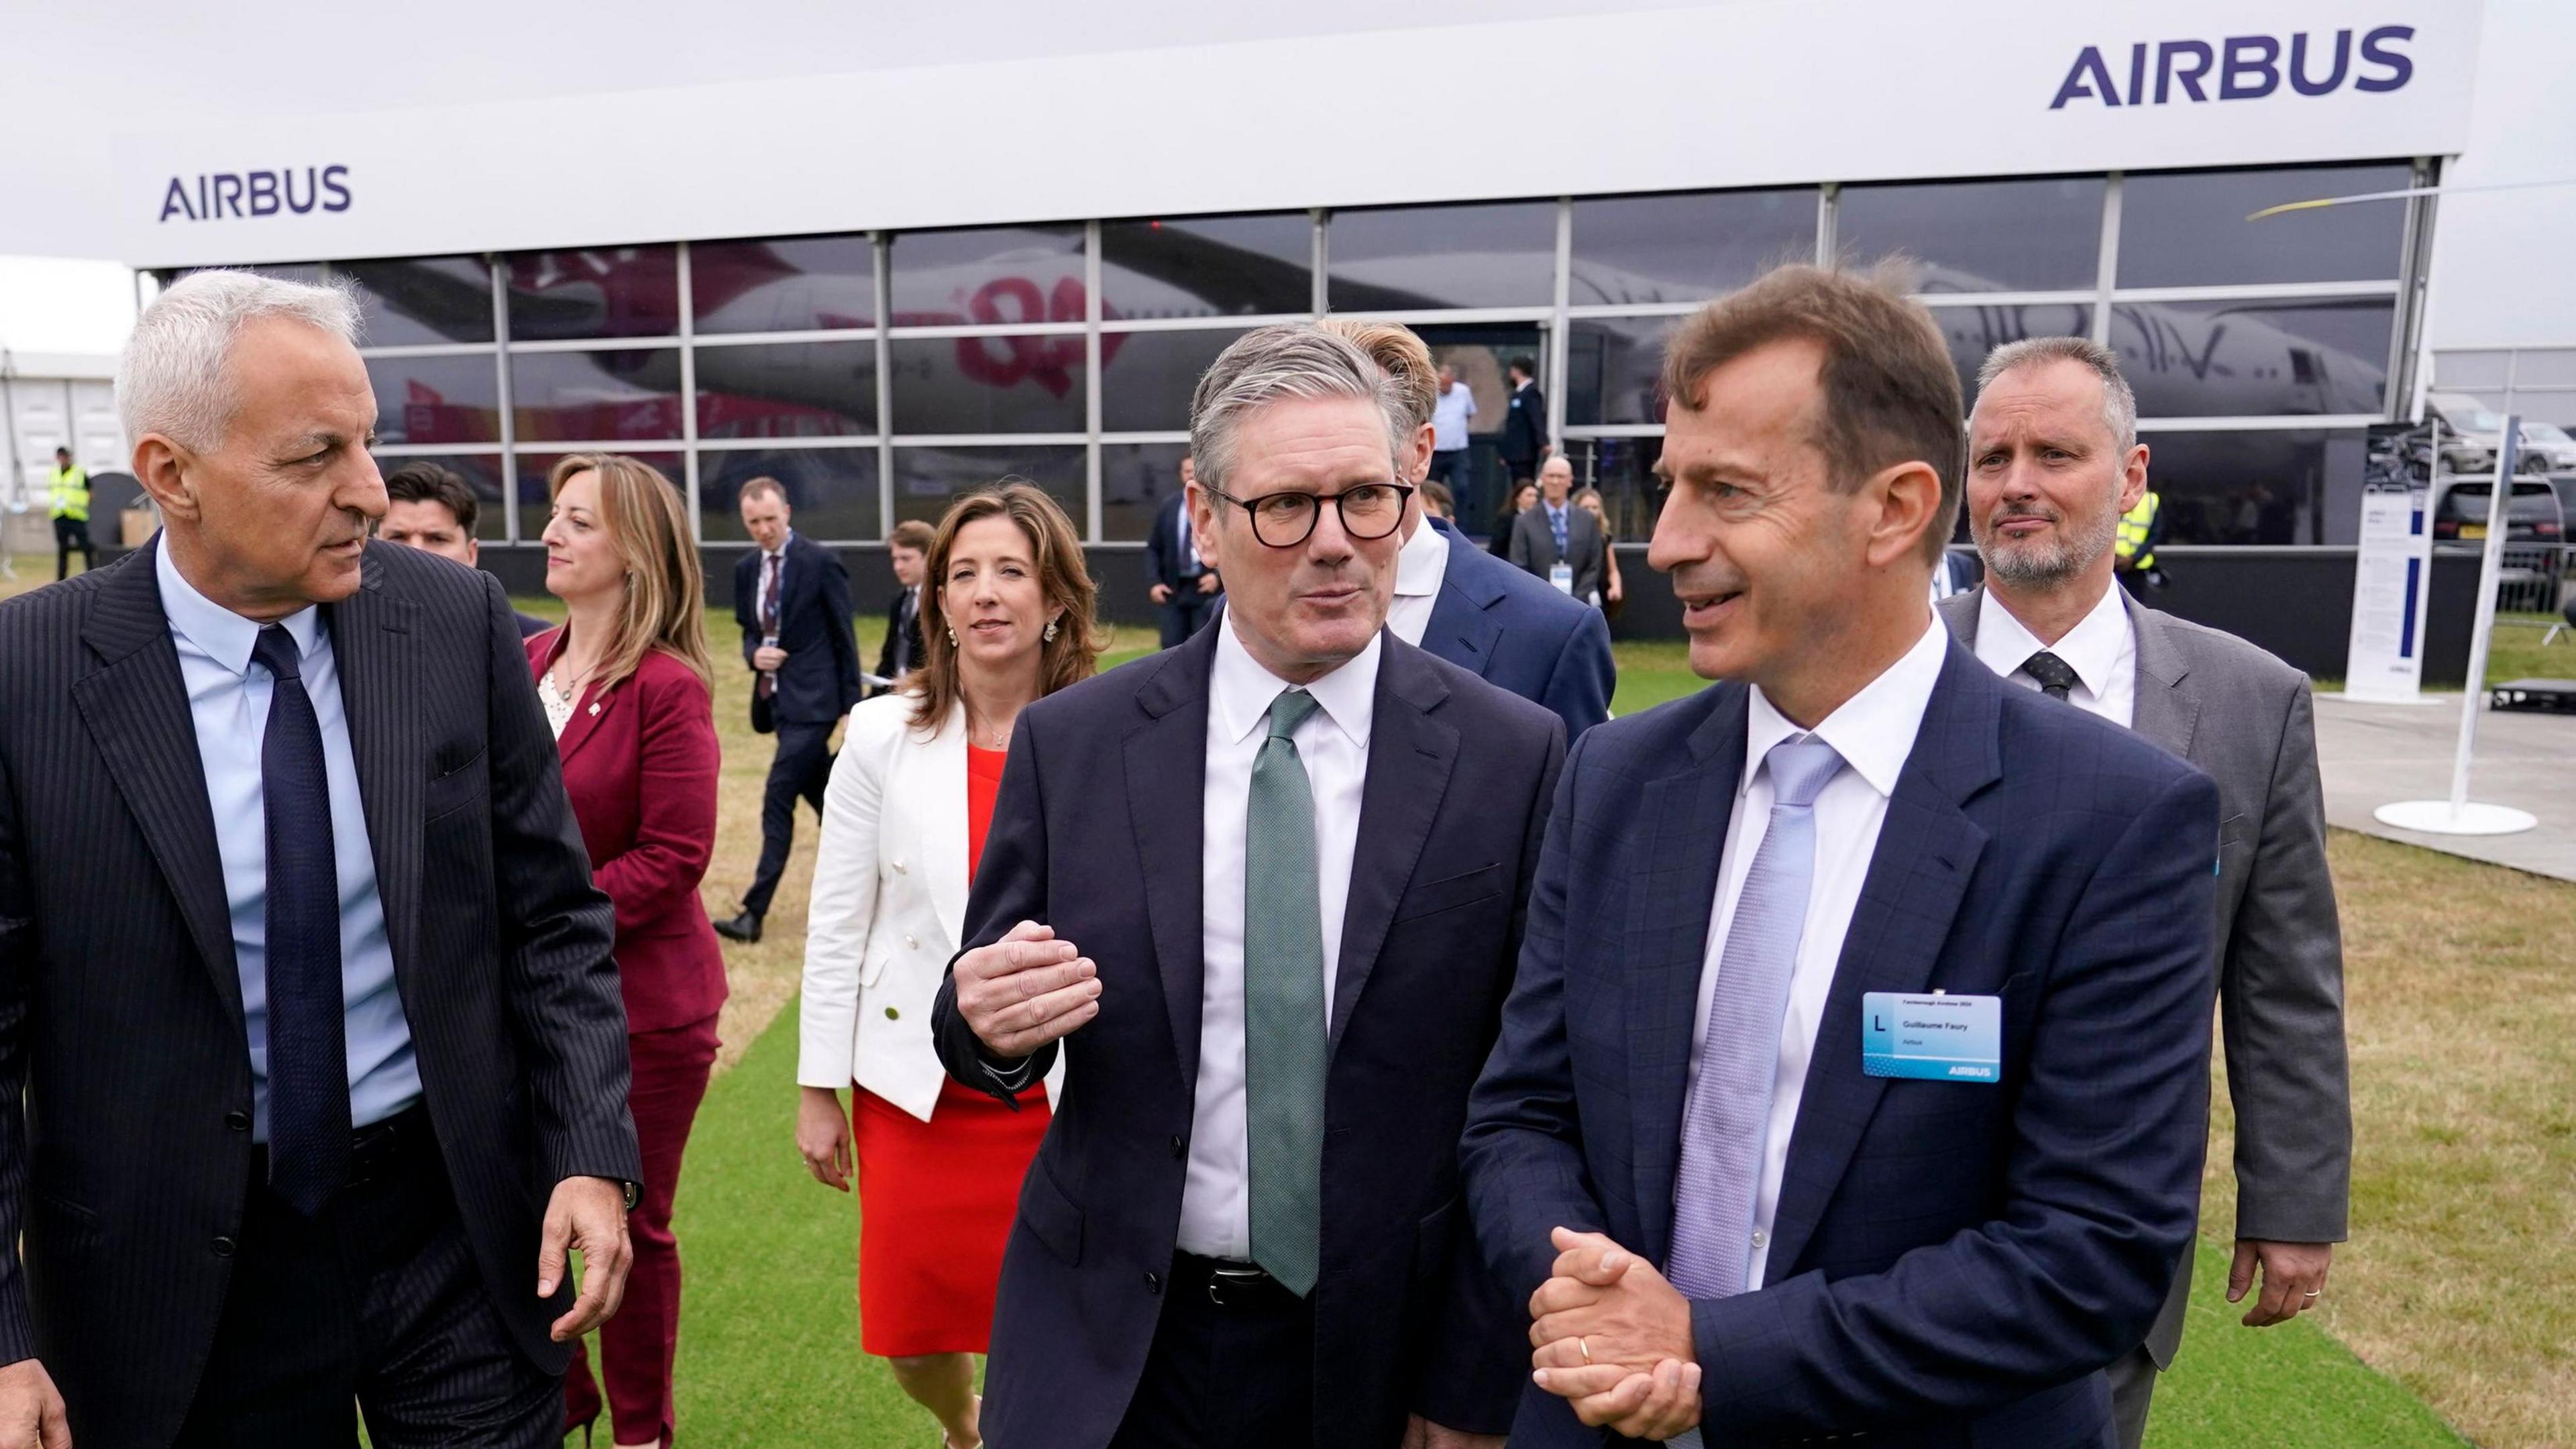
top-left (1245, 688), bottom-right (1327, 1297)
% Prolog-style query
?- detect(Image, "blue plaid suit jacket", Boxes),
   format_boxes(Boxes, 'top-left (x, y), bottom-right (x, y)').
top-left (1462, 639), bottom-right (2220, 1448)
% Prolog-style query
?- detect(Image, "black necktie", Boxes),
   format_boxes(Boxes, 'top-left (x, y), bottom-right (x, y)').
top-left (894, 591), bottom-right (914, 672)
top-left (253, 625), bottom-right (350, 1216)
top-left (2021, 649), bottom-right (2082, 702)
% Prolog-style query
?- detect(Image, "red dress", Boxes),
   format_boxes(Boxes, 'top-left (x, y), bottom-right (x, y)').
top-left (850, 744), bottom-right (1052, 1356)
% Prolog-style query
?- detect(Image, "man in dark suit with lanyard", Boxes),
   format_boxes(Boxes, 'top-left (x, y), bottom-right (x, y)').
top-left (873, 519), bottom-right (934, 694)
top-left (717, 477), bottom-right (864, 944)
top-left (0, 269), bottom-right (640, 1448)
top-left (1145, 455), bottom-right (1222, 647)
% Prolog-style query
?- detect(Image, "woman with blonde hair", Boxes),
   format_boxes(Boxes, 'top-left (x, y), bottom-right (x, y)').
top-left (529, 453), bottom-right (727, 1449)
top-left (796, 480), bottom-right (1102, 1449)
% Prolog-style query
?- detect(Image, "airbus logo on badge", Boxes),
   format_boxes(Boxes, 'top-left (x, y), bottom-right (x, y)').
top-left (2051, 25), bottom-right (2414, 109)
top-left (158, 166), bottom-right (352, 223)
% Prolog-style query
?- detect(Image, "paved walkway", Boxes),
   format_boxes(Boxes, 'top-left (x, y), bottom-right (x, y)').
top-left (2312, 692), bottom-right (2576, 883)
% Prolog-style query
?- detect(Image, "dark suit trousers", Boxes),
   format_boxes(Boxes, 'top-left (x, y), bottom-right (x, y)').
top-left (52, 517), bottom-right (94, 579)
top-left (566, 1013), bottom-right (720, 1446)
top-left (176, 1109), bottom-right (557, 1448)
top-left (1106, 1256), bottom-right (1315, 1449)
top-left (744, 720), bottom-right (835, 916)
top-left (1156, 587), bottom-right (1220, 650)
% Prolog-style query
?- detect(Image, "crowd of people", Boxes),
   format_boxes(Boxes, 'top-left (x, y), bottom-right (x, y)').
top-left (0, 258), bottom-right (2350, 1449)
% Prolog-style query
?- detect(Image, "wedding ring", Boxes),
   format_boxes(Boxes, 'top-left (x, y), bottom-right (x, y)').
top-left (1578, 1337), bottom-right (1593, 1364)
top-left (2303, 1290), bottom-right (2322, 1299)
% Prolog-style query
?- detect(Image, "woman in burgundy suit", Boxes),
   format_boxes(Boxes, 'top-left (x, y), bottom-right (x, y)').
top-left (528, 453), bottom-right (727, 1449)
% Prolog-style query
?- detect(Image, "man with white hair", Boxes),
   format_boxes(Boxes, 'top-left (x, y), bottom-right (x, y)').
top-left (931, 323), bottom-right (1564, 1448)
top-left (0, 270), bottom-right (641, 1447)
top-left (1939, 335), bottom-right (2349, 1449)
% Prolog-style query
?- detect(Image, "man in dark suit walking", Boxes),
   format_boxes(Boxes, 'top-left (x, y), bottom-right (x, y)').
top-left (717, 476), bottom-right (865, 943)
top-left (931, 325), bottom-right (1563, 1449)
top-left (0, 270), bottom-right (640, 1448)
top-left (1462, 266), bottom-right (2219, 1447)
top-left (1144, 455), bottom-right (1222, 648)
top-left (1943, 335), bottom-right (2349, 1449)
top-left (1499, 356), bottom-right (1548, 489)
top-left (1507, 457), bottom-right (1605, 606)
top-left (873, 518), bottom-right (934, 694)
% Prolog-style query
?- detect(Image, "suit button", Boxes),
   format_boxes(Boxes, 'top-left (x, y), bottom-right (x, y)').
top-left (1169, 1135), bottom-right (1185, 1160)
top-left (884, 1006), bottom-right (900, 1021)
top-left (223, 1111), bottom-right (251, 1132)
top-left (1144, 1271), bottom-right (1162, 1295)
top-left (893, 859), bottom-right (908, 874)
top-left (211, 1236), bottom-right (236, 1258)
top-left (904, 934), bottom-right (918, 949)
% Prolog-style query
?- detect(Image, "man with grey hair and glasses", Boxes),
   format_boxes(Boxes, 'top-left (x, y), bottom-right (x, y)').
top-left (0, 269), bottom-right (641, 1448)
top-left (931, 323), bottom-right (1564, 1449)
top-left (1939, 335), bottom-right (2349, 1449)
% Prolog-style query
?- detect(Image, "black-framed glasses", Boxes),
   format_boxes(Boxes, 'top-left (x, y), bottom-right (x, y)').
top-left (1199, 480), bottom-right (1415, 549)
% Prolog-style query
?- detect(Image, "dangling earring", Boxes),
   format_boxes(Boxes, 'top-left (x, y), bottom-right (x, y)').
top-left (946, 627), bottom-right (957, 647)
top-left (1043, 619), bottom-right (1059, 644)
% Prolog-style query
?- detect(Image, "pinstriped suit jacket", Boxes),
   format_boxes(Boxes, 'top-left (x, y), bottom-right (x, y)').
top-left (0, 538), bottom-right (641, 1448)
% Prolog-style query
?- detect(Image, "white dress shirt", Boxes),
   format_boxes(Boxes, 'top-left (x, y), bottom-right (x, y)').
top-left (1686, 616), bottom-right (1947, 1290)
top-left (1181, 614), bottom-right (1379, 1260)
top-left (1972, 582), bottom-right (2136, 728)
top-left (1432, 382), bottom-right (1477, 453)
top-left (1386, 516), bottom-right (1452, 647)
top-left (156, 543), bottom-right (423, 1142)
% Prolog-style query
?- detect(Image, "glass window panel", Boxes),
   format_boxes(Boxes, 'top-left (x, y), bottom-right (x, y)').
top-left (698, 447), bottom-right (881, 543)
top-left (372, 453), bottom-right (507, 541)
top-left (504, 246), bottom-right (681, 341)
top-left (515, 450), bottom-right (684, 544)
top-left (1558, 437), bottom-right (1666, 545)
top-left (1570, 190), bottom-right (1818, 305)
top-left (1102, 441), bottom-right (1192, 543)
top-left (694, 341), bottom-right (878, 439)
top-left (338, 256), bottom-right (493, 345)
top-left (366, 354), bottom-right (500, 446)
top-left (2117, 164), bottom-right (2411, 287)
top-left (1101, 327), bottom-right (1248, 432)
top-left (887, 224), bottom-right (1085, 327)
top-left (511, 348), bottom-right (686, 441)
top-left (692, 234), bottom-right (877, 335)
top-left (1566, 317), bottom-right (1677, 427)
top-left (890, 445), bottom-right (1085, 527)
top-left (1101, 213), bottom-right (1313, 320)
top-left (2137, 429), bottom-right (2365, 545)
top-left (889, 335), bottom-right (1087, 434)
top-left (1927, 302), bottom-right (2096, 408)
top-left (1837, 176), bottom-right (2104, 292)
top-left (1327, 201), bottom-right (1557, 311)
top-left (2108, 297), bottom-right (2392, 417)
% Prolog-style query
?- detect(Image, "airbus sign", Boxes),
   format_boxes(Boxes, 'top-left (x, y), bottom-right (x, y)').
top-left (2051, 26), bottom-right (2415, 108)
top-left (158, 166), bottom-right (352, 223)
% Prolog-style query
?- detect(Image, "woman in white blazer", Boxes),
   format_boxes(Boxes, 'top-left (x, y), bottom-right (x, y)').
top-left (796, 482), bottom-right (1101, 1449)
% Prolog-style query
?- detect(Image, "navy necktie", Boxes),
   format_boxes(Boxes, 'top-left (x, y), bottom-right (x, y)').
top-left (253, 625), bottom-right (350, 1216)
top-left (2021, 649), bottom-right (2082, 702)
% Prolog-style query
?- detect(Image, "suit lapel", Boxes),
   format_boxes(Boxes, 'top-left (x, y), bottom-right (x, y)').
top-left (1421, 531), bottom-right (1503, 678)
top-left (1122, 631), bottom-right (1216, 1090)
top-left (69, 539), bottom-right (244, 1026)
top-left (326, 548), bottom-right (426, 989)
top-left (1328, 639), bottom-right (1456, 1048)
top-left (1629, 686), bottom-right (1746, 1264)
top-left (1764, 645), bottom-right (1998, 1279)
top-left (914, 702), bottom-right (971, 949)
top-left (528, 626), bottom-right (612, 765)
top-left (1934, 587), bottom-right (1980, 647)
top-left (2123, 593), bottom-right (2199, 758)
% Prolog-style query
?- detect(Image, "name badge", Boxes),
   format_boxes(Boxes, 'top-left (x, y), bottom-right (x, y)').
top-left (1862, 991), bottom-right (2001, 1083)
top-left (1548, 561), bottom-right (1575, 594)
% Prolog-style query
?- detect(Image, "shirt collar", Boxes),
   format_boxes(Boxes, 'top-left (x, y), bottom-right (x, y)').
top-left (1974, 582), bottom-right (2130, 699)
top-left (1394, 515), bottom-right (1448, 598)
top-left (1744, 614), bottom-right (1947, 802)
top-left (156, 539), bottom-right (323, 679)
top-left (1212, 611), bottom-right (1381, 751)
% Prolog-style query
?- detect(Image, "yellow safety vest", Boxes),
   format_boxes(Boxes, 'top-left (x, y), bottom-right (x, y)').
top-left (2114, 491), bottom-right (2159, 571)
top-left (48, 465), bottom-right (90, 523)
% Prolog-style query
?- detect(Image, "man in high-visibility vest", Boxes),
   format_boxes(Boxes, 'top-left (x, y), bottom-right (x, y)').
top-left (48, 446), bottom-right (96, 580)
top-left (2112, 487), bottom-right (2165, 593)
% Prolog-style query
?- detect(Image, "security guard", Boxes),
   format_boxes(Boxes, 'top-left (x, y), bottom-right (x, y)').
top-left (2114, 486), bottom-right (2165, 594)
top-left (48, 446), bottom-right (95, 579)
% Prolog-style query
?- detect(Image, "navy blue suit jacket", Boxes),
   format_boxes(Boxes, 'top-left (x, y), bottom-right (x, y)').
top-left (1462, 642), bottom-right (2219, 1447)
top-left (731, 533), bottom-right (863, 727)
top-left (932, 625), bottom-right (1566, 1448)
top-left (1419, 518), bottom-right (1613, 743)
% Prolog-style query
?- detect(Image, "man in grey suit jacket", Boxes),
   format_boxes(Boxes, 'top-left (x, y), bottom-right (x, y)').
top-left (1943, 335), bottom-right (2350, 1449)
top-left (1506, 458), bottom-right (1605, 605)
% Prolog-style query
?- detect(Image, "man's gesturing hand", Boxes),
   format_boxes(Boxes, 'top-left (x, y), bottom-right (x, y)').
top-left (0, 1360), bottom-right (71, 1449)
top-left (955, 920), bottom-right (1101, 1061)
top-left (539, 1175), bottom-right (633, 1343)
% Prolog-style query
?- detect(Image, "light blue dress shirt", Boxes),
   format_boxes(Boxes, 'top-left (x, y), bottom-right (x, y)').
top-left (156, 544), bottom-right (423, 1141)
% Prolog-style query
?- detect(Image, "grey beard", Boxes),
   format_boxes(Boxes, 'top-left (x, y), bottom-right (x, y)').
top-left (1978, 513), bottom-right (2118, 586)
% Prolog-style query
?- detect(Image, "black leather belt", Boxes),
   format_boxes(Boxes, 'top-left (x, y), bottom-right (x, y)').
top-left (252, 1102), bottom-right (433, 1189)
top-left (1172, 1252), bottom-right (1304, 1309)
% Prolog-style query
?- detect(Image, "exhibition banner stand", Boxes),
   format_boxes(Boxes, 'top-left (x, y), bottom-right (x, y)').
top-left (2375, 415), bottom-right (2541, 837)
top-left (2341, 423), bottom-right (2440, 704)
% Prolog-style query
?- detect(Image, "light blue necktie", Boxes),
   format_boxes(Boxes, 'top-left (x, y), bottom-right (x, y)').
top-left (1244, 688), bottom-right (1327, 1295)
top-left (1667, 733), bottom-right (1846, 1299)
